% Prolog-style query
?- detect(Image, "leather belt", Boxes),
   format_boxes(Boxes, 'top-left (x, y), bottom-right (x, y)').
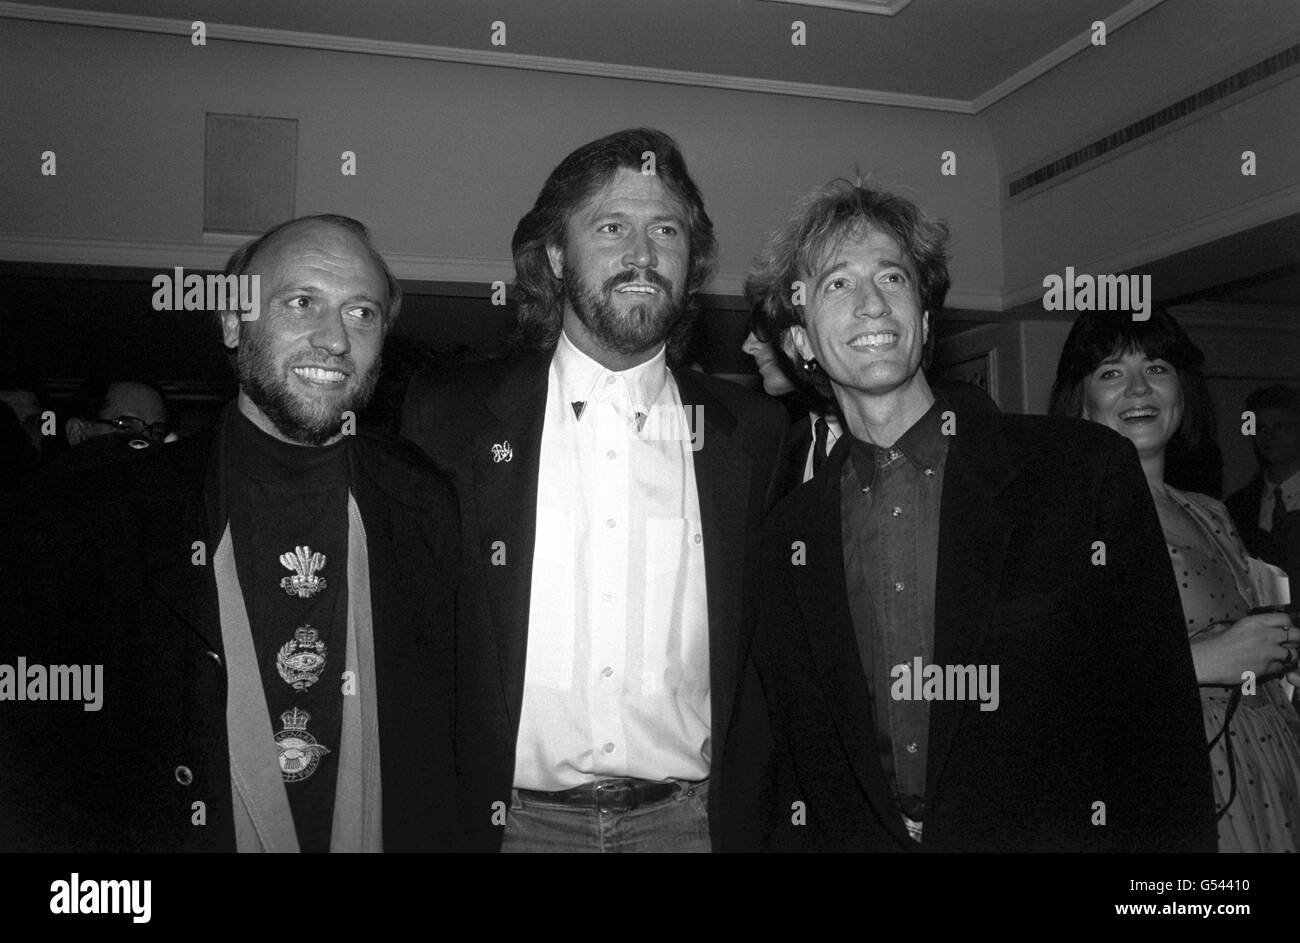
top-left (517, 778), bottom-right (683, 812)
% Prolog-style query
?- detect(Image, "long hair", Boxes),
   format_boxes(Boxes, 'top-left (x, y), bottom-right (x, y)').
top-left (1048, 308), bottom-right (1215, 468)
top-left (509, 128), bottom-right (717, 361)
top-left (744, 178), bottom-right (951, 398)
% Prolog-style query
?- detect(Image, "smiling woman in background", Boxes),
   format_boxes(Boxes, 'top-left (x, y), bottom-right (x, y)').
top-left (1050, 308), bottom-right (1300, 852)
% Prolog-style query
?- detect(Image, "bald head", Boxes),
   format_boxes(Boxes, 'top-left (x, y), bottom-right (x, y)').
top-left (67, 380), bottom-right (167, 446)
top-left (223, 214), bottom-right (402, 327)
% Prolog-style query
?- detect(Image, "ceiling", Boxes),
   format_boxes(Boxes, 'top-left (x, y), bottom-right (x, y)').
top-left (21, 0), bottom-right (1141, 107)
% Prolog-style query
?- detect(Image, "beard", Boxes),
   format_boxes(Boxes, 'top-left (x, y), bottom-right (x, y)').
top-left (562, 262), bottom-right (686, 357)
top-left (236, 331), bottom-right (381, 446)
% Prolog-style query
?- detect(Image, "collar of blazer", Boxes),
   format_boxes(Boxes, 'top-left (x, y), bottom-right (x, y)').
top-left (143, 403), bottom-right (443, 660)
top-left (483, 350), bottom-right (742, 437)
top-left (812, 378), bottom-right (1017, 507)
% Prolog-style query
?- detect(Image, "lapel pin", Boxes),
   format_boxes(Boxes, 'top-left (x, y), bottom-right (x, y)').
top-left (491, 440), bottom-right (514, 463)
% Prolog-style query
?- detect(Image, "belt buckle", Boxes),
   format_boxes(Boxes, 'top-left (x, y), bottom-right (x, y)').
top-left (594, 779), bottom-right (636, 813)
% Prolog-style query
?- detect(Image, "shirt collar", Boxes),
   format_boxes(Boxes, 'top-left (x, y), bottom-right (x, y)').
top-left (554, 330), bottom-right (669, 416)
top-left (1271, 468), bottom-right (1300, 497)
top-left (814, 411), bottom-right (843, 435)
top-left (844, 395), bottom-right (947, 488)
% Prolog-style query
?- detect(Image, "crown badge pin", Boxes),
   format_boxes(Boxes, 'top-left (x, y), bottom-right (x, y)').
top-left (276, 625), bottom-right (327, 691)
top-left (279, 546), bottom-right (327, 598)
top-left (274, 707), bottom-right (331, 782)
top-left (491, 440), bottom-right (513, 463)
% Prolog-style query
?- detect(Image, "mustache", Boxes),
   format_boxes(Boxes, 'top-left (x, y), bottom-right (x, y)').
top-left (603, 268), bottom-right (674, 295)
top-left (285, 353), bottom-right (357, 374)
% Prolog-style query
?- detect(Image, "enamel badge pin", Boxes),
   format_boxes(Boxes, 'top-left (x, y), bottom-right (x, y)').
top-left (491, 440), bottom-right (513, 463)
top-left (275, 707), bottom-right (330, 782)
top-left (279, 546), bottom-right (327, 598)
top-left (276, 625), bottom-right (327, 691)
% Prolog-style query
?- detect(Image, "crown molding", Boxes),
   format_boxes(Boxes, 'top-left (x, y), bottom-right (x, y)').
top-left (0, 0), bottom-right (1161, 113)
top-left (0, 2), bottom-right (969, 112)
top-left (0, 231), bottom-right (999, 308)
top-left (759, 0), bottom-right (913, 15)
top-left (1169, 301), bottom-right (1300, 329)
top-left (970, 0), bottom-right (1167, 113)
top-left (999, 180), bottom-right (1300, 309)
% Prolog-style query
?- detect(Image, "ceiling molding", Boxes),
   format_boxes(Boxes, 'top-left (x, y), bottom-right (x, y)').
top-left (1169, 301), bottom-right (1300, 328)
top-left (999, 180), bottom-right (1300, 309)
top-left (969, 0), bottom-right (1167, 112)
top-left (0, 231), bottom-right (997, 308)
top-left (0, 0), bottom-right (1162, 113)
top-left (0, 2), bottom-right (970, 112)
top-left (758, 0), bottom-right (913, 15)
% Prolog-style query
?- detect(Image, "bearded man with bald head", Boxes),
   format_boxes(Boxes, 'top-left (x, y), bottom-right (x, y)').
top-left (1, 215), bottom-right (467, 852)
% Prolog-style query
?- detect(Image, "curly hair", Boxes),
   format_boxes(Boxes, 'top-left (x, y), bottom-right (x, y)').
top-left (744, 179), bottom-right (951, 398)
top-left (1047, 308), bottom-right (1215, 465)
top-left (509, 128), bottom-right (717, 361)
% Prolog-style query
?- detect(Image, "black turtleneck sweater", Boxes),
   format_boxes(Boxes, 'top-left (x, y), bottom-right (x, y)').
top-left (224, 406), bottom-right (349, 853)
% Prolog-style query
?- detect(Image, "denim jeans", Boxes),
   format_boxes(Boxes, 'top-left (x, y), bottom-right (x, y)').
top-left (501, 779), bottom-right (711, 852)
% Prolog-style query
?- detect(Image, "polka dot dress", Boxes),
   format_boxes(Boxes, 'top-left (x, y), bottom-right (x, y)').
top-left (1162, 487), bottom-right (1300, 853)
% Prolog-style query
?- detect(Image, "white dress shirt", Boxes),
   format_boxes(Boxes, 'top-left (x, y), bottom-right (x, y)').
top-left (514, 333), bottom-right (711, 790)
top-left (1259, 469), bottom-right (1300, 531)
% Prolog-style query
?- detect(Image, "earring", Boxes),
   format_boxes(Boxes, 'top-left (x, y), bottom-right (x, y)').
top-left (801, 358), bottom-right (820, 376)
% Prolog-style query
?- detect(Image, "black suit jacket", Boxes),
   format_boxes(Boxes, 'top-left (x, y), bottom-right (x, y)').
top-left (401, 351), bottom-right (787, 851)
top-left (773, 413), bottom-right (814, 500)
top-left (722, 382), bottom-right (1216, 852)
top-left (1226, 474), bottom-right (1300, 583)
top-left (0, 413), bottom-right (465, 852)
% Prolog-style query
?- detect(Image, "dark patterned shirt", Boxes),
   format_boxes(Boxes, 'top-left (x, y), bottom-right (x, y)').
top-left (840, 397), bottom-right (948, 836)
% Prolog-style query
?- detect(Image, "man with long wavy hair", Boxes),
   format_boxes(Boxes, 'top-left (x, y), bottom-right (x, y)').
top-left (403, 128), bottom-right (787, 852)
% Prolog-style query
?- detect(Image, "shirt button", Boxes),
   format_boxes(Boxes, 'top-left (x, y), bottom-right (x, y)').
top-left (894, 581), bottom-right (905, 592)
top-left (602, 666), bottom-right (614, 678)
top-left (605, 518), bottom-right (616, 529)
top-left (693, 533), bottom-right (702, 544)
top-left (605, 377), bottom-right (616, 386)
top-left (891, 506), bottom-right (902, 517)
top-left (923, 468), bottom-right (935, 478)
top-left (606, 450), bottom-right (617, 460)
top-left (174, 765), bottom-right (193, 786)
top-left (604, 742), bottom-right (615, 754)
top-left (906, 742), bottom-right (918, 754)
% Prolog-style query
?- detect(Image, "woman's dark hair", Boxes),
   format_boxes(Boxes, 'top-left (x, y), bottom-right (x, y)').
top-left (509, 128), bottom-right (717, 361)
top-left (1048, 308), bottom-right (1215, 466)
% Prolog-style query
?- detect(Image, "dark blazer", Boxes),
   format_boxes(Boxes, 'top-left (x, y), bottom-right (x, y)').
top-left (401, 351), bottom-right (788, 851)
top-left (1226, 474), bottom-right (1300, 583)
top-left (773, 413), bottom-right (814, 499)
top-left (0, 412), bottom-right (465, 852)
top-left (721, 382), bottom-right (1216, 852)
